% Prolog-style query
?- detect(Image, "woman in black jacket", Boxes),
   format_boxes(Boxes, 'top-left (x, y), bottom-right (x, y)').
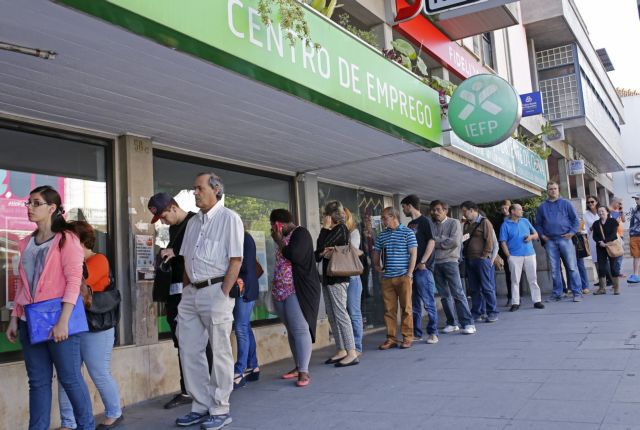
top-left (591, 206), bottom-right (621, 295)
top-left (316, 201), bottom-right (359, 367)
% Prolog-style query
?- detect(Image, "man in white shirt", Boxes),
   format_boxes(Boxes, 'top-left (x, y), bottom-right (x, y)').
top-left (175, 172), bottom-right (244, 430)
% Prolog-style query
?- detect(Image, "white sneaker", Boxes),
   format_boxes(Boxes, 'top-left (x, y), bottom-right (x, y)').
top-left (426, 335), bottom-right (439, 344)
top-left (460, 325), bottom-right (477, 335)
top-left (441, 325), bottom-right (459, 334)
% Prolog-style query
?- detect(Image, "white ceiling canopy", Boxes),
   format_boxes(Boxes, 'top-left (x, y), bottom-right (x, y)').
top-left (0, 0), bottom-right (536, 204)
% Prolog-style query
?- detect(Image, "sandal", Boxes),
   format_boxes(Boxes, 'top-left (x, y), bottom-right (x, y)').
top-left (281, 368), bottom-right (299, 380)
top-left (233, 374), bottom-right (247, 389)
top-left (244, 367), bottom-right (260, 382)
top-left (296, 372), bottom-right (311, 387)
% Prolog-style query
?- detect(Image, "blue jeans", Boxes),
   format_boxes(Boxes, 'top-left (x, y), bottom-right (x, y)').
top-left (412, 268), bottom-right (438, 338)
top-left (233, 298), bottom-right (258, 375)
top-left (433, 262), bottom-right (474, 328)
top-left (466, 258), bottom-right (498, 318)
top-left (577, 257), bottom-right (590, 291)
top-left (546, 237), bottom-right (582, 298)
top-left (19, 321), bottom-right (95, 430)
top-left (347, 276), bottom-right (363, 353)
top-left (58, 328), bottom-right (121, 429)
top-left (615, 255), bottom-right (623, 276)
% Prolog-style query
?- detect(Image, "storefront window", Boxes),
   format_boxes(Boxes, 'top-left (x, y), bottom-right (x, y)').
top-left (152, 152), bottom-right (292, 332)
top-left (318, 182), bottom-right (387, 329)
top-left (0, 124), bottom-right (109, 360)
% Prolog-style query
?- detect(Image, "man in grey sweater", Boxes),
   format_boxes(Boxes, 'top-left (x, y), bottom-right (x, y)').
top-left (430, 200), bottom-right (476, 335)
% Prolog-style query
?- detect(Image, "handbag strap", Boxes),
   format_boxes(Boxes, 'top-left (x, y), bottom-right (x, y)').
top-left (598, 221), bottom-right (606, 243)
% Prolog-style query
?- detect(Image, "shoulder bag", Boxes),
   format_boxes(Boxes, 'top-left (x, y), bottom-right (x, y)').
top-left (327, 227), bottom-right (364, 277)
top-left (572, 233), bottom-right (591, 259)
top-left (598, 222), bottom-right (624, 258)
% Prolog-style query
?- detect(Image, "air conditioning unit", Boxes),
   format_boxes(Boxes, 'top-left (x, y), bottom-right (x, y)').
top-left (633, 171), bottom-right (640, 186)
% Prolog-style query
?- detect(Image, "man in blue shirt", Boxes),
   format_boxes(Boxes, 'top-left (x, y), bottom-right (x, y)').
top-left (535, 181), bottom-right (582, 301)
top-left (373, 207), bottom-right (418, 350)
top-left (500, 204), bottom-right (545, 311)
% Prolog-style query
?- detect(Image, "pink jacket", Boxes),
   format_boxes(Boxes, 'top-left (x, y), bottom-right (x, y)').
top-left (12, 232), bottom-right (84, 319)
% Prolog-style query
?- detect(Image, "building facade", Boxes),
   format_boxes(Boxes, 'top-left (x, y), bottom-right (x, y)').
top-left (0, 0), bottom-right (624, 427)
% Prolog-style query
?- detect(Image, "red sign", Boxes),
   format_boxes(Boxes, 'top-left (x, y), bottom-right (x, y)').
top-left (393, 0), bottom-right (490, 79)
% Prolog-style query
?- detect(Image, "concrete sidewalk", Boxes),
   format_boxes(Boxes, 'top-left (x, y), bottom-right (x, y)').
top-left (112, 260), bottom-right (640, 430)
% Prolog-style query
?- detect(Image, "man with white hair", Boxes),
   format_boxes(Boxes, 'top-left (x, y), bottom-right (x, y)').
top-left (175, 172), bottom-right (244, 430)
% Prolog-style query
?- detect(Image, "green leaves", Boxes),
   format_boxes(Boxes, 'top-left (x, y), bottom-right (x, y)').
top-left (415, 57), bottom-right (428, 76)
top-left (391, 39), bottom-right (416, 60)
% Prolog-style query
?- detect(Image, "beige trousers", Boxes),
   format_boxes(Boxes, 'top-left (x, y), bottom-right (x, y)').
top-left (177, 284), bottom-right (234, 415)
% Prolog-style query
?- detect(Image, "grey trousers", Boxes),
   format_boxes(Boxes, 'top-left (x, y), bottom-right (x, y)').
top-left (323, 282), bottom-right (355, 351)
top-left (274, 293), bottom-right (312, 373)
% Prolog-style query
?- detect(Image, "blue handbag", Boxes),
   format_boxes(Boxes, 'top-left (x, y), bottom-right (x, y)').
top-left (24, 296), bottom-right (89, 344)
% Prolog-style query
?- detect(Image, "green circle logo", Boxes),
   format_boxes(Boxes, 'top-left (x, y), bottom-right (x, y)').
top-left (448, 74), bottom-right (522, 147)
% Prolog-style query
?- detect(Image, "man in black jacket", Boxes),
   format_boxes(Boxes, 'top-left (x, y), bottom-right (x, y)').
top-left (148, 193), bottom-right (212, 409)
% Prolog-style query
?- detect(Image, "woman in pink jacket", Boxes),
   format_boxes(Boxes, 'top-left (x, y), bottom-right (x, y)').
top-left (5, 185), bottom-right (95, 430)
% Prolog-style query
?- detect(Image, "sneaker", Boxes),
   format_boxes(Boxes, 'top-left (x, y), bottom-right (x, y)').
top-left (573, 296), bottom-right (582, 302)
top-left (460, 325), bottom-right (476, 335)
top-left (441, 325), bottom-right (459, 334)
top-left (474, 314), bottom-right (487, 323)
top-left (509, 304), bottom-right (520, 312)
top-left (486, 314), bottom-right (499, 323)
top-left (628, 275), bottom-right (640, 283)
top-left (200, 414), bottom-right (232, 430)
top-left (582, 288), bottom-right (591, 295)
top-left (176, 412), bottom-right (209, 427)
top-left (164, 393), bottom-right (192, 409)
top-left (533, 302), bottom-right (545, 309)
top-left (545, 295), bottom-right (562, 302)
top-left (426, 334), bottom-right (439, 344)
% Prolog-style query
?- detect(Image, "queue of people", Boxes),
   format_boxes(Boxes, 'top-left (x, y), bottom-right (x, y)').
top-left (5, 177), bottom-right (632, 430)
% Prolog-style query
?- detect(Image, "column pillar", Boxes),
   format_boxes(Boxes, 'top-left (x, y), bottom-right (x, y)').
top-left (598, 186), bottom-right (610, 207)
top-left (588, 179), bottom-right (598, 198)
top-left (557, 158), bottom-right (571, 199)
top-left (296, 173), bottom-right (321, 240)
top-left (115, 135), bottom-right (157, 346)
top-left (393, 193), bottom-right (412, 225)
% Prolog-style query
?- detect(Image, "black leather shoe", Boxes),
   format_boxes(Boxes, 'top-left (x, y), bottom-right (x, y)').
top-left (164, 393), bottom-right (192, 409)
top-left (96, 415), bottom-right (124, 429)
top-left (509, 304), bottom-right (519, 312)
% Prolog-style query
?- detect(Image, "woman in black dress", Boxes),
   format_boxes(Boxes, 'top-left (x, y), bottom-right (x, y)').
top-left (591, 206), bottom-right (621, 295)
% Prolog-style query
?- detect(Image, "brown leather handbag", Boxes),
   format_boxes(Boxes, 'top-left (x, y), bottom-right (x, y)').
top-left (327, 245), bottom-right (364, 277)
top-left (599, 223), bottom-right (624, 258)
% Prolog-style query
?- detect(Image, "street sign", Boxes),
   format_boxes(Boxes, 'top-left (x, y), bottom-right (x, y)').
top-left (448, 74), bottom-right (522, 147)
top-left (520, 91), bottom-right (543, 117)
top-left (392, 0), bottom-right (488, 23)
top-left (568, 160), bottom-right (585, 176)
top-left (425, 0), bottom-right (486, 13)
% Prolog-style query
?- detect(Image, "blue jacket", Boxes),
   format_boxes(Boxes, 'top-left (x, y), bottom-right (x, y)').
top-left (535, 198), bottom-right (579, 239)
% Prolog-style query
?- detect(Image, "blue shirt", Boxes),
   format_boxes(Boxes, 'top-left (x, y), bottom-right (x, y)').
top-left (535, 198), bottom-right (579, 239)
top-left (374, 224), bottom-right (418, 278)
top-left (499, 218), bottom-right (536, 257)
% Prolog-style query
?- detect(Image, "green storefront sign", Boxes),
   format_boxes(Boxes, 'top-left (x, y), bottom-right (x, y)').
top-left (55, 0), bottom-right (442, 147)
top-left (447, 134), bottom-right (547, 189)
top-left (448, 74), bottom-right (521, 147)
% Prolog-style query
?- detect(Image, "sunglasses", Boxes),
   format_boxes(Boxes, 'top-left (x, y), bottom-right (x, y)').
top-left (587, 200), bottom-right (596, 204)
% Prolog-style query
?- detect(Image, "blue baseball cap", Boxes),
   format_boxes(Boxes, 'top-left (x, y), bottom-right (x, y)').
top-left (148, 193), bottom-right (173, 223)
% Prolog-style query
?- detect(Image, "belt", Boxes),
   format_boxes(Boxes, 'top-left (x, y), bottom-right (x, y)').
top-left (192, 276), bottom-right (225, 289)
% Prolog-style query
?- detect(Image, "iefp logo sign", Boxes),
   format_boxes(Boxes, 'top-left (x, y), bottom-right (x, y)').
top-left (391, 0), bottom-right (486, 24)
